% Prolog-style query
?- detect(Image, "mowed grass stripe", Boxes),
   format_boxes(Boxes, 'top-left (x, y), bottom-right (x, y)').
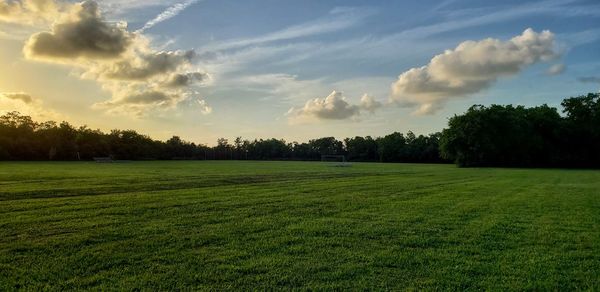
top-left (0, 165), bottom-right (467, 201)
top-left (0, 161), bottom-right (598, 289)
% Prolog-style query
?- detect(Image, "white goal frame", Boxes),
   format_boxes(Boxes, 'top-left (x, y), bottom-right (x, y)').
top-left (321, 155), bottom-right (350, 167)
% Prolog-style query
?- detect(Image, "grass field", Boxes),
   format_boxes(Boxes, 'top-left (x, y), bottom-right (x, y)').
top-left (0, 161), bottom-right (599, 290)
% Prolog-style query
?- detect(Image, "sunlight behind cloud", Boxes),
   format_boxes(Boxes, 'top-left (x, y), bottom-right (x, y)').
top-left (7, 0), bottom-right (212, 117)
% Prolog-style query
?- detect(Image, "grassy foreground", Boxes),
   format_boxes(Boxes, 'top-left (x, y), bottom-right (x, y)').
top-left (0, 161), bottom-right (598, 290)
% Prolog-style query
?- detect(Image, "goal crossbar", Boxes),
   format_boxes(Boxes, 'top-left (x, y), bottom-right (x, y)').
top-left (321, 155), bottom-right (351, 167)
top-left (321, 155), bottom-right (346, 162)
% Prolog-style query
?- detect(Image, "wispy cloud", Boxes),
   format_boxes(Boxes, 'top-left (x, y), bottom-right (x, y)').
top-left (136, 0), bottom-right (201, 33)
top-left (100, 0), bottom-right (182, 11)
top-left (578, 76), bottom-right (600, 84)
top-left (546, 63), bottom-right (566, 76)
top-left (432, 0), bottom-right (461, 11)
top-left (197, 0), bottom-right (595, 82)
top-left (200, 7), bottom-right (376, 52)
top-left (388, 0), bottom-right (579, 41)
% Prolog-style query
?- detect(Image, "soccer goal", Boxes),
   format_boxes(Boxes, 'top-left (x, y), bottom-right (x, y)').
top-left (321, 155), bottom-right (351, 167)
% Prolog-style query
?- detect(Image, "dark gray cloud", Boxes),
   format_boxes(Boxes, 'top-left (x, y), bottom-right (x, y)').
top-left (119, 90), bottom-right (172, 105)
top-left (24, 1), bottom-right (131, 60)
top-left (578, 76), bottom-right (600, 84)
top-left (1, 92), bottom-right (33, 103)
top-left (100, 50), bottom-right (196, 80)
top-left (163, 72), bottom-right (209, 88)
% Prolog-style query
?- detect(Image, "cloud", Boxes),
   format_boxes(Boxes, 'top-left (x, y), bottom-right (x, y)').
top-left (300, 91), bottom-right (359, 120)
top-left (136, 0), bottom-right (201, 33)
top-left (546, 63), bottom-right (566, 75)
top-left (578, 76), bottom-right (600, 84)
top-left (84, 47), bottom-right (208, 114)
top-left (191, 0), bottom-right (596, 88)
top-left (390, 28), bottom-right (557, 115)
top-left (202, 7), bottom-right (375, 52)
top-left (163, 72), bottom-right (210, 88)
top-left (287, 90), bottom-right (382, 122)
top-left (95, 50), bottom-right (196, 80)
top-left (96, 0), bottom-right (184, 13)
top-left (17, 0), bottom-right (211, 116)
top-left (0, 91), bottom-right (63, 120)
top-left (288, 91), bottom-right (358, 121)
top-left (92, 81), bottom-right (197, 114)
top-left (0, 92), bottom-right (33, 103)
top-left (23, 1), bottom-right (131, 61)
top-left (359, 94), bottom-right (381, 113)
top-left (0, 0), bottom-right (61, 25)
top-left (115, 90), bottom-right (173, 105)
top-left (196, 99), bottom-right (212, 115)
top-left (232, 73), bottom-right (327, 102)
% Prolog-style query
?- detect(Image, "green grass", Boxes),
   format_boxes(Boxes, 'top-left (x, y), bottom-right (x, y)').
top-left (0, 161), bottom-right (598, 290)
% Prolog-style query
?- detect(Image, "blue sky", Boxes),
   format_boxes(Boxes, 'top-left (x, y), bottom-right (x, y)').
top-left (0, 0), bottom-right (599, 144)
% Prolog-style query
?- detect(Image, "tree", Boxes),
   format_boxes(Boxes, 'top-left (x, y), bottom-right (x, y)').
top-left (76, 126), bottom-right (110, 159)
top-left (233, 137), bottom-right (244, 159)
top-left (560, 93), bottom-right (600, 166)
top-left (309, 137), bottom-right (344, 157)
top-left (291, 142), bottom-right (313, 160)
top-left (215, 138), bottom-right (232, 160)
top-left (344, 136), bottom-right (378, 161)
top-left (376, 132), bottom-right (406, 162)
top-left (11, 91), bottom-right (599, 168)
top-left (441, 103), bottom-right (566, 167)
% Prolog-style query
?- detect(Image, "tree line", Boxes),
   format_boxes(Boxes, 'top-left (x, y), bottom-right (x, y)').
top-left (1, 92), bottom-right (598, 167)
top-left (440, 93), bottom-right (600, 167)
top-left (0, 111), bottom-right (445, 163)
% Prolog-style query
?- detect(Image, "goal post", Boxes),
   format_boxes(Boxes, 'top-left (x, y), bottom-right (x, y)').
top-left (321, 155), bottom-right (350, 167)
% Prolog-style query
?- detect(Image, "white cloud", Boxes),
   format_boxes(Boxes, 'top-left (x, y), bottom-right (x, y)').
top-left (390, 28), bottom-right (558, 115)
top-left (546, 63), bottom-right (566, 75)
top-left (297, 90), bottom-right (359, 120)
top-left (136, 0), bottom-right (201, 33)
top-left (287, 90), bottom-right (382, 123)
top-left (192, 0), bottom-right (596, 88)
top-left (99, 0), bottom-right (182, 11)
top-left (196, 99), bottom-right (211, 114)
top-left (359, 94), bottom-right (381, 113)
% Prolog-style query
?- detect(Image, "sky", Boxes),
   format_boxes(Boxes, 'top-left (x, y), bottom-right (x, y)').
top-left (0, 0), bottom-right (599, 145)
